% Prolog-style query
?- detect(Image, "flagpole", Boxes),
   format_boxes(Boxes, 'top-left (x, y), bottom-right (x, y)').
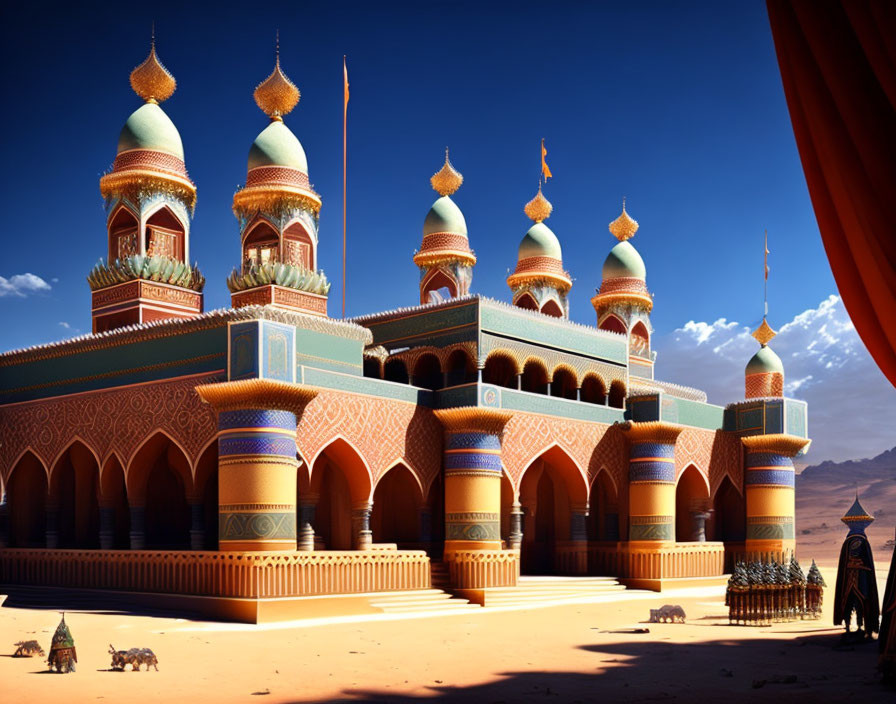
top-left (764, 229), bottom-right (769, 318)
top-left (342, 56), bottom-right (348, 320)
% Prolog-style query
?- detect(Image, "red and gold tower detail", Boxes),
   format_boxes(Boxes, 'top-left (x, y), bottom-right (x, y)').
top-left (228, 51), bottom-right (329, 316)
top-left (745, 318), bottom-right (784, 398)
top-left (592, 201), bottom-right (654, 379)
top-left (507, 185), bottom-right (572, 318)
top-left (91, 40), bottom-right (203, 333)
top-left (414, 151), bottom-right (476, 304)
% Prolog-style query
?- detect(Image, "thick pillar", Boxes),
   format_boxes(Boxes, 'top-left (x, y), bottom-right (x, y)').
top-left (129, 505), bottom-right (145, 550)
top-left (435, 407), bottom-right (516, 593)
top-left (99, 506), bottom-right (115, 550)
top-left (217, 409), bottom-right (298, 551)
top-left (189, 502), bottom-right (204, 550)
top-left (741, 434), bottom-right (808, 561)
top-left (353, 504), bottom-right (373, 550)
top-left (626, 423), bottom-right (683, 544)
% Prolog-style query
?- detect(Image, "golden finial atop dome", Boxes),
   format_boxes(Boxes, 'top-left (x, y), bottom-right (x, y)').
top-left (524, 182), bottom-right (553, 223)
top-left (430, 148), bottom-right (464, 196)
top-left (253, 34), bottom-right (300, 120)
top-left (609, 197), bottom-right (639, 241)
top-left (129, 30), bottom-right (176, 104)
top-left (751, 317), bottom-right (777, 346)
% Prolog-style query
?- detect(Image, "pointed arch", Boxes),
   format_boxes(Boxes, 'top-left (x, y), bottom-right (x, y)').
top-left (521, 357), bottom-right (549, 394)
top-left (310, 436), bottom-right (373, 506)
top-left (6, 450), bottom-right (48, 547)
top-left (99, 454), bottom-right (129, 549)
top-left (630, 320), bottom-right (650, 357)
top-left (580, 372), bottom-right (607, 404)
top-left (145, 204), bottom-right (186, 260)
top-left (514, 292), bottom-right (538, 311)
top-left (483, 350), bottom-right (520, 388)
top-left (107, 204), bottom-right (140, 261)
top-left (608, 379), bottom-right (626, 408)
top-left (49, 439), bottom-right (100, 549)
top-left (550, 364), bottom-right (578, 399)
top-left (411, 352), bottom-right (442, 390)
top-left (541, 299), bottom-right (563, 318)
top-left (599, 314), bottom-right (626, 335)
top-left (445, 347), bottom-right (476, 386)
top-left (282, 219), bottom-right (315, 269)
top-left (675, 464), bottom-right (711, 542)
top-left (48, 436), bottom-right (100, 486)
top-left (310, 436), bottom-right (374, 550)
top-left (588, 467), bottom-right (620, 542)
top-left (710, 474), bottom-right (745, 543)
top-left (421, 268), bottom-right (458, 303)
top-left (371, 462), bottom-right (424, 546)
top-left (192, 439), bottom-right (219, 550)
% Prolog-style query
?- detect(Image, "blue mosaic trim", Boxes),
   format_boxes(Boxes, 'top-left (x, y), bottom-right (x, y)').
top-left (745, 452), bottom-right (792, 468)
top-left (629, 461), bottom-right (675, 483)
top-left (444, 452), bottom-right (503, 471)
top-left (218, 409), bottom-right (296, 432)
top-left (446, 432), bottom-right (501, 451)
top-left (745, 469), bottom-right (794, 487)
top-left (629, 442), bottom-right (675, 460)
top-left (219, 435), bottom-right (297, 458)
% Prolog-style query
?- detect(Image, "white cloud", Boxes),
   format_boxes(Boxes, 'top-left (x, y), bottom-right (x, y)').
top-left (0, 273), bottom-right (52, 298)
top-left (655, 295), bottom-right (896, 463)
top-left (58, 322), bottom-right (71, 329)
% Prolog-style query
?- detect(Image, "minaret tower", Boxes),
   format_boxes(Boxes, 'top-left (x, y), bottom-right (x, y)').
top-left (413, 150), bottom-right (476, 304)
top-left (745, 319), bottom-right (784, 398)
top-left (91, 37), bottom-right (203, 333)
top-left (592, 201), bottom-right (654, 379)
top-left (228, 45), bottom-right (329, 316)
top-left (506, 184), bottom-right (572, 318)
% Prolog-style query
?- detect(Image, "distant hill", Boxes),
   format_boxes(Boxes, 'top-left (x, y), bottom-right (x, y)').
top-left (795, 446), bottom-right (895, 565)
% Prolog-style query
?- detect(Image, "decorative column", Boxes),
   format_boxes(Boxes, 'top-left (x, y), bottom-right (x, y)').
top-left (129, 505), bottom-right (145, 550)
top-left (189, 502), bottom-right (205, 550)
top-left (741, 434), bottom-right (808, 561)
top-left (296, 494), bottom-right (318, 551)
top-left (566, 505), bottom-right (589, 575)
top-left (434, 407), bottom-right (516, 595)
top-left (353, 503), bottom-right (373, 550)
top-left (508, 502), bottom-right (524, 550)
top-left (0, 494), bottom-right (9, 548)
top-left (98, 506), bottom-right (115, 550)
top-left (622, 422), bottom-right (683, 588)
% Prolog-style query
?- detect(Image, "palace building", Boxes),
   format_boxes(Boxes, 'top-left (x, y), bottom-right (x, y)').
top-left (0, 44), bottom-right (809, 622)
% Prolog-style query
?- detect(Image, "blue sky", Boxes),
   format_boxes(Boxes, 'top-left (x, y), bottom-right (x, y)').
top-left (1, 1), bottom-right (893, 461)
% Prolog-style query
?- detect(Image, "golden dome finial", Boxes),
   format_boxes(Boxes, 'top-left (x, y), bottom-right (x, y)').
top-left (608, 197), bottom-right (639, 241)
top-left (430, 148), bottom-right (464, 196)
top-left (524, 181), bottom-right (553, 223)
top-left (129, 30), bottom-right (176, 104)
top-left (253, 35), bottom-right (301, 121)
top-left (751, 317), bottom-right (777, 346)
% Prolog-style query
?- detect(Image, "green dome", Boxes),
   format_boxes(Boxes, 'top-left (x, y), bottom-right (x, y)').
top-left (248, 120), bottom-right (308, 173)
top-left (746, 345), bottom-right (784, 375)
top-left (518, 222), bottom-right (562, 260)
top-left (423, 196), bottom-right (467, 236)
top-left (117, 103), bottom-right (184, 160)
top-left (602, 241), bottom-right (646, 280)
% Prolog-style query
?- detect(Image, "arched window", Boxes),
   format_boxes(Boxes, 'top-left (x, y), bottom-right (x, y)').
top-left (283, 221), bottom-right (314, 269)
top-left (483, 352), bottom-right (517, 389)
top-left (580, 374), bottom-right (607, 404)
top-left (363, 357), bottom-right (382, 379)
top-left (145, 207), bottom-right (185, 261)
top-left (412, 353), bottom-right (442, 390)
top-left (515, 292), bottom-right (538, 311)
top-left (541, 299), bottom-right (563, 318)
top-left (599, 315), bottom-right (626, 335)
top-left (445, 349), bottom-right (476, 387)
top-left (383, 358), bottom-right (409, 384)
top-left (630, 321), bottom-right (650, 357)
top-left (521, 359), bottom-right (549, 394)
top-left (608, 380), bottom-right (626, 409)
top-left (550, 366), bottom-right (578, 400)
top-left (421, 269), bottom-right (457, 304)
top-left (243, 221), bottom-right (280, 268)
top-left (108, 206), bottom-right (139, 261)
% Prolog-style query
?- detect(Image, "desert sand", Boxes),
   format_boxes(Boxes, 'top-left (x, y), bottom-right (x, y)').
top-left (1, 558), bottom-right (893, 704)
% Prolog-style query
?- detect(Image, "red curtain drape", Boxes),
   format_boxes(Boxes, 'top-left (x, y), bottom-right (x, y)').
top-left (766, 0), bottom-right (896, 387)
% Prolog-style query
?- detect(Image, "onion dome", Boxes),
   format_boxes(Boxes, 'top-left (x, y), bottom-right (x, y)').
top-left (233, 53), bottom-right (320, 218)
top-left (841, 495), bottom-right (874, 535)
top-left (744, 318), bottom-right (784, 398)
top-left (592, 200), bottom-right (652, 311)
top-left (414, 150), bottom-right (476, 268)
top-left (100, 41), bottom-right (195, 209)
top-left (507, 186), bottom-right (571, 293)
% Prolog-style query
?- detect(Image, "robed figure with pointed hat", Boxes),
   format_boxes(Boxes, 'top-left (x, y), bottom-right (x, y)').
top-left (47, 613), bottom-right (77, 673)
top-left (833, 497), bottom-right (880, 639)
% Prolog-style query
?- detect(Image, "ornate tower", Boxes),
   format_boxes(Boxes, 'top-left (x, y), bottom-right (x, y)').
top-left (228, 50), bottom-right (329, 316)
top-left (413, 151), bottom-right (476, 304)
top-left (91, 39), bottom-right (203, 333)
top-left (745, 318), bottom-right (784, 398)
top-left (507, 185), bottom-right (571, 318)
top-left (591, 201), bottom-right (654, 379)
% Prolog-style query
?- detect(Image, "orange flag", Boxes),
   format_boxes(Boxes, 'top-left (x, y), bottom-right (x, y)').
top-left (343, 56), bottom-right (350, 107)
top-left (541, 138), bottom-right (552, 181)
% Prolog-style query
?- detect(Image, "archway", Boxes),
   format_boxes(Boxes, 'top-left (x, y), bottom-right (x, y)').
top-left (425, 473), bottom-right (445, 558)
top-left (363, 357), bottom-right (382, 379)
top-left (711, 476), bottom-right (745, 543)
top-left (308, 439), bottom-right (372, 550)
top-left (580, 373), bottom-right (607, 404)
top-left (445, 348), bottom-right (475, 387)
top-left (243, 219), bottom-right (279, 266)
top-left (108, 205), bottom-right (139, 261)
top-left (7, 451), bottom-right (47, 547)
top-left (541, 299), bottom-right (563, 318)
top-left (384, 358), bottom-right (409, 384)
top-left (675, 465), bottom-right (711, 542)
top-left (587, 469), bottom-right (619, 541)
top-left (193, 442), bottom-right (220, 550)
top-left (100, 455), bottom-right (130, 549)
top-left (630, 320), bottom-right (650, 357)
top-left (551, 366), bottom-right (578, 400)
top-left (50, 441), bottom-right (100, 549)
top-left (521, 359), bottom-right (549, 394)
top-left (283, 220), bottom-right (314, 269)
top-left (608, 380), bottom-right (626, 408)
top-left (412, 353), bottom-right (442, 390)
top-left (128, 433), bottom-right (192, 550)
top-left (515, 292), bottom-right (538, 311)
top-left (599, 315), bottom-right (626, 335)
top-left (518, 446), bottom-right (588, 574)
top-left (421, 269), bottom-right (457, 303)
top-left (482, 352), bottom-right (517, 389)
top-left (145, 206), bottom-right (185, 260)
top-left (371, 463), bottom-right (423, 547)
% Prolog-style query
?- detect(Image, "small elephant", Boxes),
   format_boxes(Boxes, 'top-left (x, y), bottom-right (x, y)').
top-left (109, 644), bottom-right (159, 671)
top-left (648, 604), bottom-right (687, 623)
top-left (13, 640), bottom-right (45, 658)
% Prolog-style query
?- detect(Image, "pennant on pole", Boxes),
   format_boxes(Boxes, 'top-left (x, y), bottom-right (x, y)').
top-left (541, 138), bottom-right (552, 181)
top-left (342, 56), bottom-right (349, 319)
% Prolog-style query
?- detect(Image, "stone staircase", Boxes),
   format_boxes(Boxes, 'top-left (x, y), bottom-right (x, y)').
top-left (367, 588), bottom-right (480, 615)
top-left (429, 560), bottom-right (451, 590)
top-left (477, 575), bottom-right (629, 608)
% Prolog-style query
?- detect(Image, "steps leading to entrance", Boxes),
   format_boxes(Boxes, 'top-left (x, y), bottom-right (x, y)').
top-left (367, 588), bottom-right (479, 615)
top-left (430, 561), bottom-right (451, 590)
top-left (477, 575), bottom-right (629, 608)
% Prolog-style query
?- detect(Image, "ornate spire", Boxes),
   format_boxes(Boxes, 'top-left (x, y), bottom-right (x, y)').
top-left (842, 493), bottom-right (874, 534)
top-left (609, 198), bottom-right (639, 241)
top-left (253, 37), bottom-right (300, 120)
top-left (129, 33), bottom-right (176, 104)
top-left (751, 317), bottom-right (777, 346)
top-left (430, 148), bottom-right (463, 196)
top-left (524, 182), bottom-right (553, 223)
